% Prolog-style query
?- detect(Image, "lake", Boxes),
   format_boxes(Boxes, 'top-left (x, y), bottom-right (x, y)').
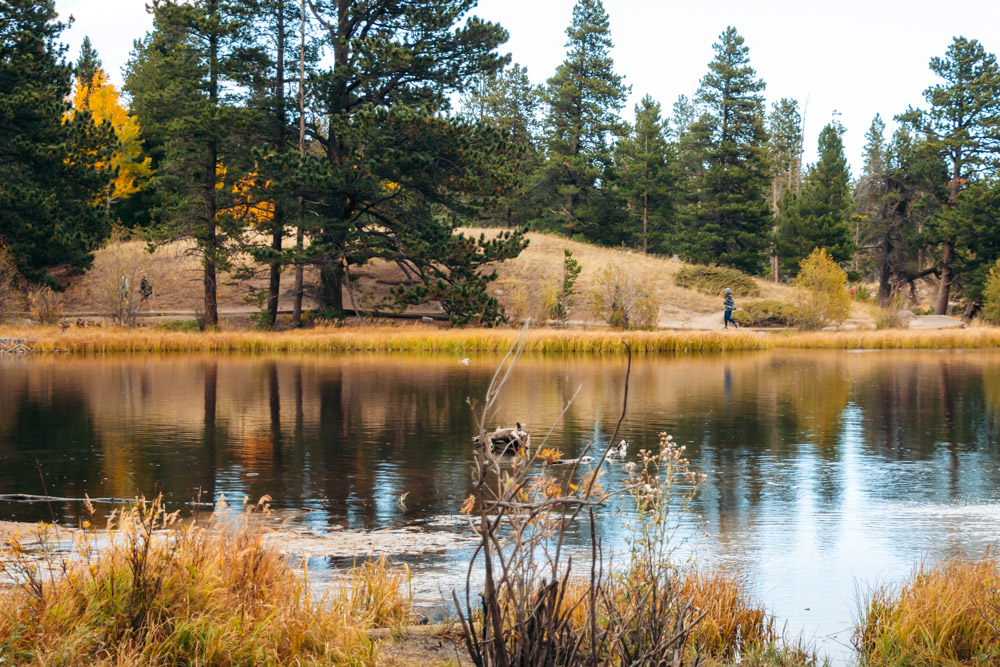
top-left (2, 349), bottom-right (1000, 660)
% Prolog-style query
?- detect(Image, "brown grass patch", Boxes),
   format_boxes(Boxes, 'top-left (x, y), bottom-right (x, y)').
top-left (855, 556), bottom-right (1000, 665)
top-left (0, 496), bottom-right (412, 666)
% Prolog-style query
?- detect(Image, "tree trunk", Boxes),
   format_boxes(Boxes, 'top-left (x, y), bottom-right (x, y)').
top-left (267, 3), bottom-right (288, 328)
top-left (319, 265), bottom-right (343, 313)
top-left (291, 0), bottom-right (306, 328)
top-left (203, 1), bottom-right (220, 327)
top-left (935, 238), bottom-right (953, 315)
top-left (267, 203), bottom-right (283, 327)
top-left (642, 191), bottom-right (648, 254)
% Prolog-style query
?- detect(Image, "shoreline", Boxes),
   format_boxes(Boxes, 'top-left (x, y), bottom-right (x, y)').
top-left (3, 324), bottom-right (1000, 355)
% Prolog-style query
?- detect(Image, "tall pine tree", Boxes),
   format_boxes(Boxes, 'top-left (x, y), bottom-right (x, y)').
top-left (778, 122), bottom-right (853, 276)
top-left (126, 0), bottom-right (262, 326)
top-left (536, 0), bottom-right (628, 243)
top-left (681, 27), bottom-right (770, 274)
top-left (0, 0), bottom-right (113, 287)
top-left (615, 95), bottom-right (676, 253)
top-left (899, 37), bottom-right (1000, 314)
top-left (461, 63), bottom-right (542, 228)
top-left (766, 97), bottom-right (803, 279)
top-left (293, 0), bottom-right (525, 324)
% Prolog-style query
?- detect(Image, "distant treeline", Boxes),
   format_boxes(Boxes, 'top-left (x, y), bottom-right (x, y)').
top-left (2, 0), bottom-right (999, 325)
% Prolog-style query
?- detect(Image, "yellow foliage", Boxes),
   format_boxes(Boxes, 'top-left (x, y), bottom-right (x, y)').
top-left (793, 248), bottom-right (851, 330)
top-left (216, 164), bottom-right (276, 225)
top-left (69, 69), bottom-right (152, 203)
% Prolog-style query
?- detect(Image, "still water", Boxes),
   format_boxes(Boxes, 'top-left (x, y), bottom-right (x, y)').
top-left (2, 350), bottom-right (1000, 657)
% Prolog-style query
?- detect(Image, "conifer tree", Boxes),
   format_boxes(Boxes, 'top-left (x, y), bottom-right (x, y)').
top-left (766, 98), bottom-right (803, 279)
top-left (75, 36), bottom-right (101, 86)
top-left (615, 95), bottom-right (676, 253)
top-left (778, 122), bottom-right (853, 275)
top-left (126, 0), bottom-right (262, 326)
top-left (461, 63), bottom-right (542, 228)
top-left (681, 27), bottom-right (770, 274)
top-left (0, 0), bottom-right (114, 287)
top-left (899, 37), bottom-right (1000, 314)
top-left (294, 0), bottom-right (525, 324)
top-left (536, 0), bottom-right (629, 242)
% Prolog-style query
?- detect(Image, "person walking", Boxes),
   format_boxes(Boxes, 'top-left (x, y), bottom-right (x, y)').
top-left (138, 275), bottom-right (154, 313)
top-left (723, 287), bottom-right (737, 329)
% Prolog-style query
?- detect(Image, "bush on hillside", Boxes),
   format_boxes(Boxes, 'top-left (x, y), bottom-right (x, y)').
top-left (592, 255), bottom-right (659, 330)
top-left (793, 248), bottom-right (851, 330)
top-left (732, 301), bottom-right (801, 328)
top-left (674, 265), bottom-right (761, 298)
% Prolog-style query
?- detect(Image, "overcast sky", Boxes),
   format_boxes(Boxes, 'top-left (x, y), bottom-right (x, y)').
top-left (54, 0), bottom-right (1000, 174)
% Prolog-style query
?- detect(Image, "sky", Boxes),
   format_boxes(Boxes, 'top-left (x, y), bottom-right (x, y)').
top-left (54, 0), bottom-right (1000, 174)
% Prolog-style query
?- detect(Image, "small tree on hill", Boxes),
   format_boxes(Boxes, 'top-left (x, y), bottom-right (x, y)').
top-left (794, 248), bottom-right (850, 329)
top-left (550, 249), bottom-right (582, 327)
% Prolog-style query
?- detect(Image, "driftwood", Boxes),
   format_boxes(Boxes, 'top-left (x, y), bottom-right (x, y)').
top-left (472, 423), bottom-right (530, 455)
top-left (0, 337), bottom-right (31, 356)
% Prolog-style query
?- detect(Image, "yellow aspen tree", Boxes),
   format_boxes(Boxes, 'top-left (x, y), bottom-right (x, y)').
top-left (70, 69), bottom-right (153, 214)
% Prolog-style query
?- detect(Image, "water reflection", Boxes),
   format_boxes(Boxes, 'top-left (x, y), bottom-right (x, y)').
top-left (2, 350), bottom-right (1000, 657)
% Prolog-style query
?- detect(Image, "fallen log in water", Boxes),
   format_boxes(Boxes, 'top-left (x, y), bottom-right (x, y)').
top-left (0, 338), bottom-right (31, 356)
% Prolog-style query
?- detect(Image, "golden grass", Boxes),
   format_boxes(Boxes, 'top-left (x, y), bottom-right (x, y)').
top-left (0, 496), bottom-right (412, 666)
top-left (8, 324), bottom-right (1000, 355)
top-left (855, 556), bottom-right (1000, 665)
top-left (2, 324), bottom-right (773, 354)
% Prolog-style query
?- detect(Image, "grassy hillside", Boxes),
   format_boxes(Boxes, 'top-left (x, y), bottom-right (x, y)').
top-left (56, 228), bottom-right (846, 329)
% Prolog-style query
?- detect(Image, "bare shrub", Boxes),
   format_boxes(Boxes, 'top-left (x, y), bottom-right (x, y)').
top-left (90, 226), bottom-right (156, 327)
top-left (592, 254), bottom-right (659, 330)
top-left (27, 286), bottom-right (63, 324)
top-left (0, 244), bottom-right (23, 323)
top-left (456, 335), bottom-right (719, 666)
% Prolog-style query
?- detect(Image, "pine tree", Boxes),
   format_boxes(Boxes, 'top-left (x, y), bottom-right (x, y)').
top-left (615, 95), bottom-right (676, 253)
top-left (126, 0), bottom-right (262, 326)
top-left (294, 0), bottom-right (524, 324)
top-left (0, 0), bottom-right (114, 287)
top-left (899, 37), bottom-right (1000, 314)
top-left (460, 63), bottom-right (542, 228)
top-left (854, 123), bottom-right (945, 305)
top-left (75, 36), bottom-right (101, 86)
top-left (239, 0), bottom-right (310, 327)
top-left (535, 0), bottom-right (629, 242)
top-left (778, 122), bottom-right (853, 276)
top-left (766, 98), bottom-right (803, 279)
top-left (681, 27), bottom-right (770, 274)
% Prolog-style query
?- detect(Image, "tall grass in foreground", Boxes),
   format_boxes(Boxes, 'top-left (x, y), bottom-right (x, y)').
top-left (0, 495), bottom-right (412, 666)
top-left (855, 556), bottom-right (1000, 665)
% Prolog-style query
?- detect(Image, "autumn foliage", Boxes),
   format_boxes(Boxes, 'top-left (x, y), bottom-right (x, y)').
top-left (69, 68), bottom-right (152, 209)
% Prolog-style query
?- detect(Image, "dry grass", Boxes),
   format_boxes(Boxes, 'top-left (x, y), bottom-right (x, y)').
top-left (1, 324), bottom-right (773, 354)
top-left (776, 328), bottom-right (1000, 349)
top-left (855, 556), bottom-right (1000, 665)
top-left (8, 324), bottom-right (1000, 354)
top-left (480, 229), bottom-right (798, 322)
top-left (0, 496), bottom-right (412, 666)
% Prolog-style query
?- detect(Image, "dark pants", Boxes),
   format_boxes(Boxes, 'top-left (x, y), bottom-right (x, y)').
top-left (724, 309), bottom-right (734, 328)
